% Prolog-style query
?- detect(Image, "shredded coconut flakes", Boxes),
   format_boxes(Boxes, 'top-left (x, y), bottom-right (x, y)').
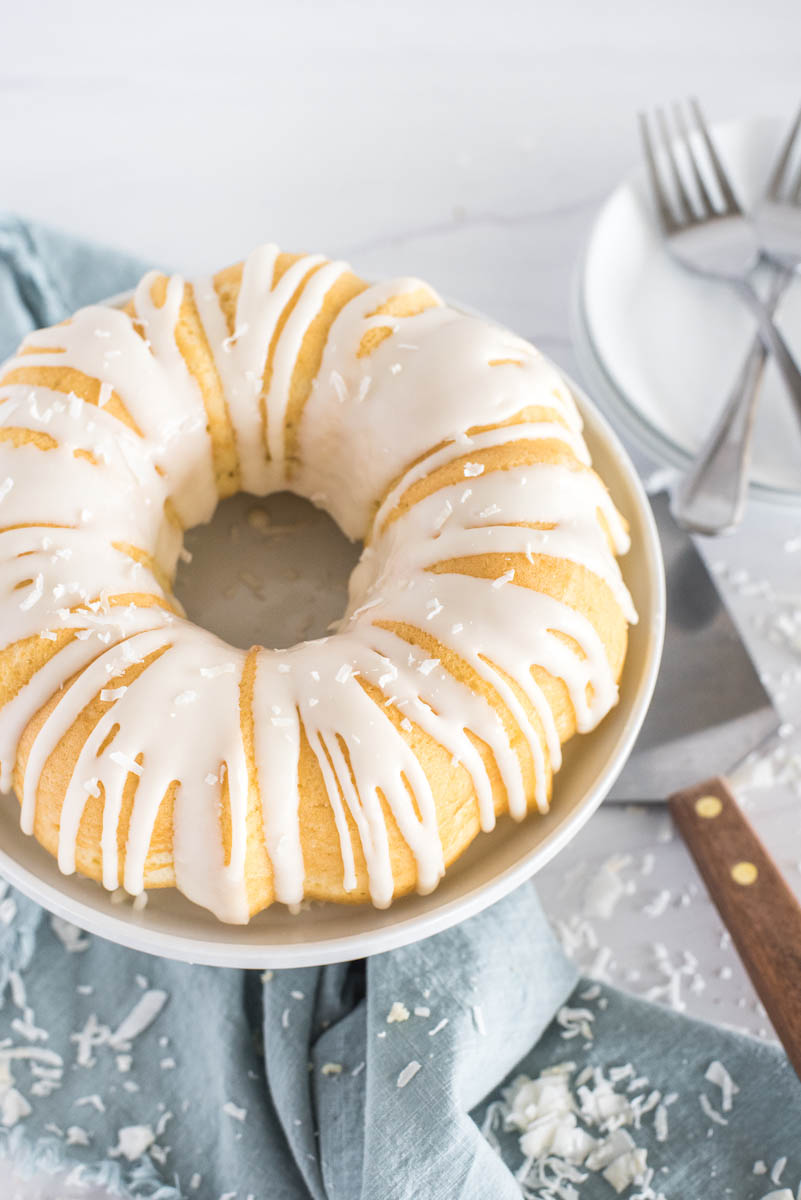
top-left (397, 1061), bottom-right (421, 1088)
top-left (482, 1052), bottom-right (669, 1200)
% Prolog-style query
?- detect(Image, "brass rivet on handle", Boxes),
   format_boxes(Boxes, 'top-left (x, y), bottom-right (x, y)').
top-left (695, 795), bottom-right (723, 819)
top-left (731, 861), bottom-right (758, 886)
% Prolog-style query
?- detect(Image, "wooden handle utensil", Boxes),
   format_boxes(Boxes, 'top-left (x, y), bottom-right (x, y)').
top-left (669, 777), bottom-right (801, 1080)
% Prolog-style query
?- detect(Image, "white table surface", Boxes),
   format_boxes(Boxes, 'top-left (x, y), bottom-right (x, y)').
top-left (3, 1), bottom-right (801, 1194)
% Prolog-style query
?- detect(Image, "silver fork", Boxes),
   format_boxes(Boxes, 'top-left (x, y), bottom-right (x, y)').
top-left (757, 105), bottom-right (801, 269)
top-left (668, 104), bottom-right (801, 534)
top-left (640, 99), bottom-right (801, 424)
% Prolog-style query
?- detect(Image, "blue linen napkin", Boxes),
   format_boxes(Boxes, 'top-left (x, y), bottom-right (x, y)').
top-left (0, 216), bottom-right (800, 1200)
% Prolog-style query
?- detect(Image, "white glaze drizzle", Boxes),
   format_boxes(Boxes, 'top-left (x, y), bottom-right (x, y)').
top-left (0, 245), bottom-right (636, 922)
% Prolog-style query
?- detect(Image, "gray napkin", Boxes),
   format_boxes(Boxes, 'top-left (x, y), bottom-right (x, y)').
top-left (0, 217), bottom-right (799, 1200)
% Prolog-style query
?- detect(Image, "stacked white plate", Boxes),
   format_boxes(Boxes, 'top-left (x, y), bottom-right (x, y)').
top-left (573, 117), bottom-right (801, 505)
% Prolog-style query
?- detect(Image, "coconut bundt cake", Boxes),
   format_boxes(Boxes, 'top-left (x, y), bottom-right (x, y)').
top-left (0, 245), bottom-right (636, 923)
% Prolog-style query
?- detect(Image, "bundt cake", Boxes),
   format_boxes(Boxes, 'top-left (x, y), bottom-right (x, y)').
top-left (0, 245), bottom-right (636, 923)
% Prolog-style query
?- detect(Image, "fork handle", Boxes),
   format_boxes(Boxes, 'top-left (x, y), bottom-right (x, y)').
top-left (733, 277), bottom-right (801, 424)
top-left (669, 777), bottom-right (801, 1082)
top-left (671, 267), bottom-right (793, 535)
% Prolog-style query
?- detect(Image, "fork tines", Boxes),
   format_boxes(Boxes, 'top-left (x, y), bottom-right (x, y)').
top-left (639, 98), bottom-right (743, 231)
top-left (765, 104), bottom-right (801, 201)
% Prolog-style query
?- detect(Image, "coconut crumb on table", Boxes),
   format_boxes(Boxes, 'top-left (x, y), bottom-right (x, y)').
top-left (110, 989), bottom-right (168, 1046)
top-left (109, 1123), bottom-right (155, 1161)
top-left (704, 1060), bottom-right (739, 1112)
top-left (481, 981), bottom-right (800, 1200)
top-left (482, 1056), bottom-right (668, 1200)
top-left (386, 1001), bottom-right (410, 1023)
top-left (222, 1101), bottom-right (247, 1122)
top-left (397, 1061), bottom-right (421, 1088)
top-left (557, 1006), bottom-right (595, 1042)
top-left (478, 982), bottom-right (798, 1200)
top-left (699, 1092), bottom-right (728, 1126)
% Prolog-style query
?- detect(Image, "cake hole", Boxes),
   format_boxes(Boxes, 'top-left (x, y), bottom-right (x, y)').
top-left (174, 492), bottom-right (361, 652)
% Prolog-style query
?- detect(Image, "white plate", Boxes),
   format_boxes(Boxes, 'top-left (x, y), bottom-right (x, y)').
top-left (0, 362), bottom-right (664, 968)
top-left (575, 117), bottom-right (801, 503)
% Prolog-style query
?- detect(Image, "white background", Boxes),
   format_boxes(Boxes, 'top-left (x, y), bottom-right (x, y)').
top-left (3, 1), bottom-right (801, 1194)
